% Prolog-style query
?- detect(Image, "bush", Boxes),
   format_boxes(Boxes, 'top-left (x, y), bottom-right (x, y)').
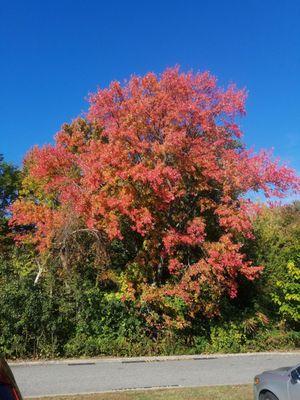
top-left (209, 324), bottom-right (244, 353)
top-left (246, 329), bottom-right (300, 352)
top-left (272, 258), bottom-right (300, 326)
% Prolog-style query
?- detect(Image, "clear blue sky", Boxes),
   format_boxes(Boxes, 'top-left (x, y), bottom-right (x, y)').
top-left (1, 0), bottom-right (299, 175)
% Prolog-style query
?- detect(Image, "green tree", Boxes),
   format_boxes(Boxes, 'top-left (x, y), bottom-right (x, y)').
top-left (252, 202), bottom-right (300, 324)
top-left (272, 257), bottom-right (300, 326)
top-left (0, 154), bottom-right (20, 251)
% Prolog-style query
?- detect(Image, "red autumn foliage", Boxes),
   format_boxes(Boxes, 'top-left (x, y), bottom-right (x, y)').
top-left (10, 67), bottom-right (299, 327)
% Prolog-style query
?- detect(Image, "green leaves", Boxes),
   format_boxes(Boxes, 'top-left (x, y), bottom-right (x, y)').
top-left (273, 259), bottom-right (300, 324)
top-left (0, 154), bottom-right (20, 253)
top-left (0, 154), bottom-right (20, 219)
top-left (251, 203), bottom-right (300, 327)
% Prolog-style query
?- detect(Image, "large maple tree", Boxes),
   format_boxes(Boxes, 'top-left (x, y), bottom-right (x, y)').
top-left (11, 68), bottom-right (299, 328)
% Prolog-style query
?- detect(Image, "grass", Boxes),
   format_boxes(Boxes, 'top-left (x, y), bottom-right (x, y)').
top-left (32, 385), bottom-right (253, 400)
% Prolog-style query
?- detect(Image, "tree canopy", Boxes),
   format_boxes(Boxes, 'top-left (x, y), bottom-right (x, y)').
top-left (10, 68), bottom-right (299, 328)
top-left (0, 154), bottom-right (20, 220)
top-left (0, 154), bottom-right (20, 252)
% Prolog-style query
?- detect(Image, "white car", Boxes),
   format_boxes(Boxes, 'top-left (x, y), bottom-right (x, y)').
top-left (254, 363), bottom-right (300, 399)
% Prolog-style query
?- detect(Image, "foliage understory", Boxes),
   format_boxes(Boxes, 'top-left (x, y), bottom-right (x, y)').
top-left (1, 200), bottom-right (299, 360)
top-left (0, 250), bottom-right (299, 360)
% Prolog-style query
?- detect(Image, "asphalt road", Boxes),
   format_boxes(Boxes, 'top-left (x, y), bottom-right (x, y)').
top-left (10, 352), bottom-right (300, 397)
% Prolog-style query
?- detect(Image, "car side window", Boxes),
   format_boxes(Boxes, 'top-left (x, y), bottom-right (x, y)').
top-left (295, 367), bottom-right (300, 379)
top-left (0, 384), bottom-right (16, 400)
top-left (291, 368), bottom-right (300, 382)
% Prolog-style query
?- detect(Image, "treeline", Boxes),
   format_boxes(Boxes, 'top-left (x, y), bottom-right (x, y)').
top-left (0, 69), bottom-right (299, 358)
top-left (1, 159), bottom-right (299, 358)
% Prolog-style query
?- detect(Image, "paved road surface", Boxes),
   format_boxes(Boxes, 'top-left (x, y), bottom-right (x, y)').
top-left (10, 353), bottom-right (300, 397)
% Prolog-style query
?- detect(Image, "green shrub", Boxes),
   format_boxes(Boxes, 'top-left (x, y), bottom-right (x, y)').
top-left (209, 324), bottom-right (244, 353)
top-left (272, 258), bottom-right (300, 326)
top-left (248, 329), bottom-right (300, 351)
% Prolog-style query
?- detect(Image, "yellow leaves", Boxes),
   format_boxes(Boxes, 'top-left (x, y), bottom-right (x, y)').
top-left (20, 172), bottom-right (46, 201)
top-left (287, 260), bottom-right (300, 279)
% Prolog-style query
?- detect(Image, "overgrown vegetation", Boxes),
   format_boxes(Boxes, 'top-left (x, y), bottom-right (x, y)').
top-left (0, 69), bottom-right (299, 359)
top-left (0, 163), bottom-right (299, 359)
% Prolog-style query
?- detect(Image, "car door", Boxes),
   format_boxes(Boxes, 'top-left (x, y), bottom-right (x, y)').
top-left (288, 367), bottom-right (300, 400)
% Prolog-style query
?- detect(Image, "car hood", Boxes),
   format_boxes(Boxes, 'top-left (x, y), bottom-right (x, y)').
top-left (262, 366), bottom-right (292, 377)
